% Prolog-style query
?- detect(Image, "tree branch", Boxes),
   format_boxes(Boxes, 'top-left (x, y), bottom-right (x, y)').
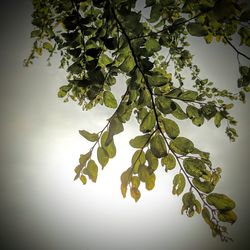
top-left (225, 37), bottom-right (250, 61)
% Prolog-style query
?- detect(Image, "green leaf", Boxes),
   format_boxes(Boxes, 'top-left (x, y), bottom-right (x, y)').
top-left (79, 130), bottom-right (98, 142)
top-left (74, 165), bottom-right (82, 180)
top-left (156, 96), bottom-right (176, 114)
top-left (214, 112), bottom-right (223, 127)
top-left (80, 175), bottom-right (87, 185)
top-left (145, 38), bottom-right (161, 54)
top-left (121, 167), bottom-right (132, 187)
top-left (147, 74), bottom-right (170, 87)
top-left (103, 91), bottom-right (118, 109)
top-left (97, 147), bottom-right (109, 169)
top-left (99, 53), bottom-right (112, 67)
top-left (192, 178), bottom-right (214, 193)
top-left (132, 150), bottom-right (146, 173)
top-left (170, 137), bottom-right (194, 155)
top-left (138, 164), bottom-right (149, 182)
top-left (172, 173), bottom-right (186, 196)
top-left (161, 153), bottom-right (176, 170)
top-left (206, 193), bottom-right (236, 211)
top-left (129, 134), bottom-right (151, 148)
top-left (123, 12), bottom-right (141, 32)
top-left (121, 167), bottom-right (132, 198)
top-left (150, 134), bottom-right (168, 158)
top-left (181, 192), bottom-right (193, 212)
top-left (31, 29), bottom-right (41, 37)
top-left (84, 160), bottom-right (98, 182)
top-left (186, 105), bottom-right (200, 118)
top-left (140, 110), bottom-right (156, 133)
top-left (148, 3), bottom-right (161, 23)
top-left (192, 116), bottom-right (204, 127)
top-left (166, 88), bottom-right (182, 97)
top-left (179, 90), bottom-right (198, 101)
top-left (106, 117), bottom-right (124, 145)
top-left (145, 149), bottom-right (158, 170)
top-left (183, 158), bottom-right (206, 177)
top-left (171, 103), bottom-right (188, 120)
top-left (181, 192), bottom-right (199, 217)
top-left (79, 151), bottom-right (92, 166)
top-left (187, 22), bottom-right (208, 37)
top-left (162, 118), bottom-right (180, 139)
top-left (119, 55), bottom-right (135, 73)
top-left (67, 62), bottom-right (82, 74)
top-left (218, 210), bottom-right (237, 224)
top-left (130, 187), bottom-right (141, 202)
top-left (58, 90), bottom-right (67, 98)
top-left (194, 199), bottom-right (202, 214)
top-left (131, 176), bottom-right (140, 189)
top-left (117, 102), bottom-right (133, 123)
top-left (43, 42), bottom-right (53, 52)
top-left (201, 104), bottom-right (217, 120)
top-left (101, 131), bottom-right (116, 158)
top-left (202, 207), bottom-right (212, 225)
top-left (145, 173), bottom-right (156, 190)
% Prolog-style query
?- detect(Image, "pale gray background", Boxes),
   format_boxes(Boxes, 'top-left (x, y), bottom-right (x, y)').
top-left (0, 1), bottom-right (249, 249)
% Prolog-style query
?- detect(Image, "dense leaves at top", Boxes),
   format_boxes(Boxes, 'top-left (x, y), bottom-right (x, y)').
top-left (26, 0), bottom-right (250, 242)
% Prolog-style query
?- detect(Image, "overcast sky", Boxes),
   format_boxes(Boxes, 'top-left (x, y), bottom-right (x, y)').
top-left (0, 1), bottom-right (250, 250)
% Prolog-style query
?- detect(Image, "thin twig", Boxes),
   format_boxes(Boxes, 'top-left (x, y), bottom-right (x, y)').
top-left (225, 37), bottom-right (250, 61)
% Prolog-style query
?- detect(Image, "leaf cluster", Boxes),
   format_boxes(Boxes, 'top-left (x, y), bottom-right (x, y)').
top-left (26, 0), bottom-right (250, 242)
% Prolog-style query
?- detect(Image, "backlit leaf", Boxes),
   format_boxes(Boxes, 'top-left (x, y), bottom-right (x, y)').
top-left (145, 173), bottom-right (156, 190)
top-left (156, 96), bottom-right (176, 114)
top-left (84, 160), bottom-right (98, 182)
top-left (192, 178), bottom-right (214, 193)
top-left (218, 210), bottom-right (237, 224)
top-left (103, 91), bottom-right (118, 109)
top-left (106, 117), bottom-right (124, 145)
top-left (214, 112), bottom-right (223, 127)
top-left (80, 175), bottom-right (87, 185)
top-left (172, 173), bottom-right (186, 196)
top-left (119, 55), bottom-right (135, 73)
top-left (132, 150), bottom-right (146, 173)
top-left (170, 137), bottom-right (194, 155)
top-left (97, 147), bottom-right (109, 169)
top-left (121, 167), bottom-right (132, 198)
top-left (130, 187), bottom-right (141, 202)
top-left (140, 110), bottom-right (156, 133)
top-left (79, 151), bottom-right (92, 166)
top-left (131, 176), bottom-right (140, 189)
top-left (171, 103), bottom-right (188, 120)
top-left (206, 193), bottom-right (236, 211)
top-left (145, 149), bottom-right (158, 170)
top-left (145, 38), bottom-right (161, 54)
top-left (129, 134), bottom-right (151, 148)
top-left (179, 90), bottom-right (198, 101)
top-left (183, 158), bottom-right (206, 178)
top-left (202, 207), bottom-right (212, 225)
top-left (138, 164), bottom-right (149, 182)
top-left (150, 134), bottom-right (167, 158)
top-left (79, 130), bottom-right (98, 142)
top-left (162, 118), bottom-right (180, 139)
top-left (101, 131), bottom-right (116, 158)
top-left (161, 153), bottom-right (176, 170)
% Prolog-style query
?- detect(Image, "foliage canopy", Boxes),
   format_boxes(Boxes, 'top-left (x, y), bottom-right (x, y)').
top-left (26, 0), bottom-right (250, 242)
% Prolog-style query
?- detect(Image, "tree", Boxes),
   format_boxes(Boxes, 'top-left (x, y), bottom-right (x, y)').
top-left (25, 0), bottom-right (250, 242)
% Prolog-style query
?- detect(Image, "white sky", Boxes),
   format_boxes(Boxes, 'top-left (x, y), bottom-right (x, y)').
top-left (0, 1), bottom-right (250, 249)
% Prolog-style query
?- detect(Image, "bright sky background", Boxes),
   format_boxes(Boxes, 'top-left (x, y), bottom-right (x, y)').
top-left (0, 1), bottom-right (250, 249)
